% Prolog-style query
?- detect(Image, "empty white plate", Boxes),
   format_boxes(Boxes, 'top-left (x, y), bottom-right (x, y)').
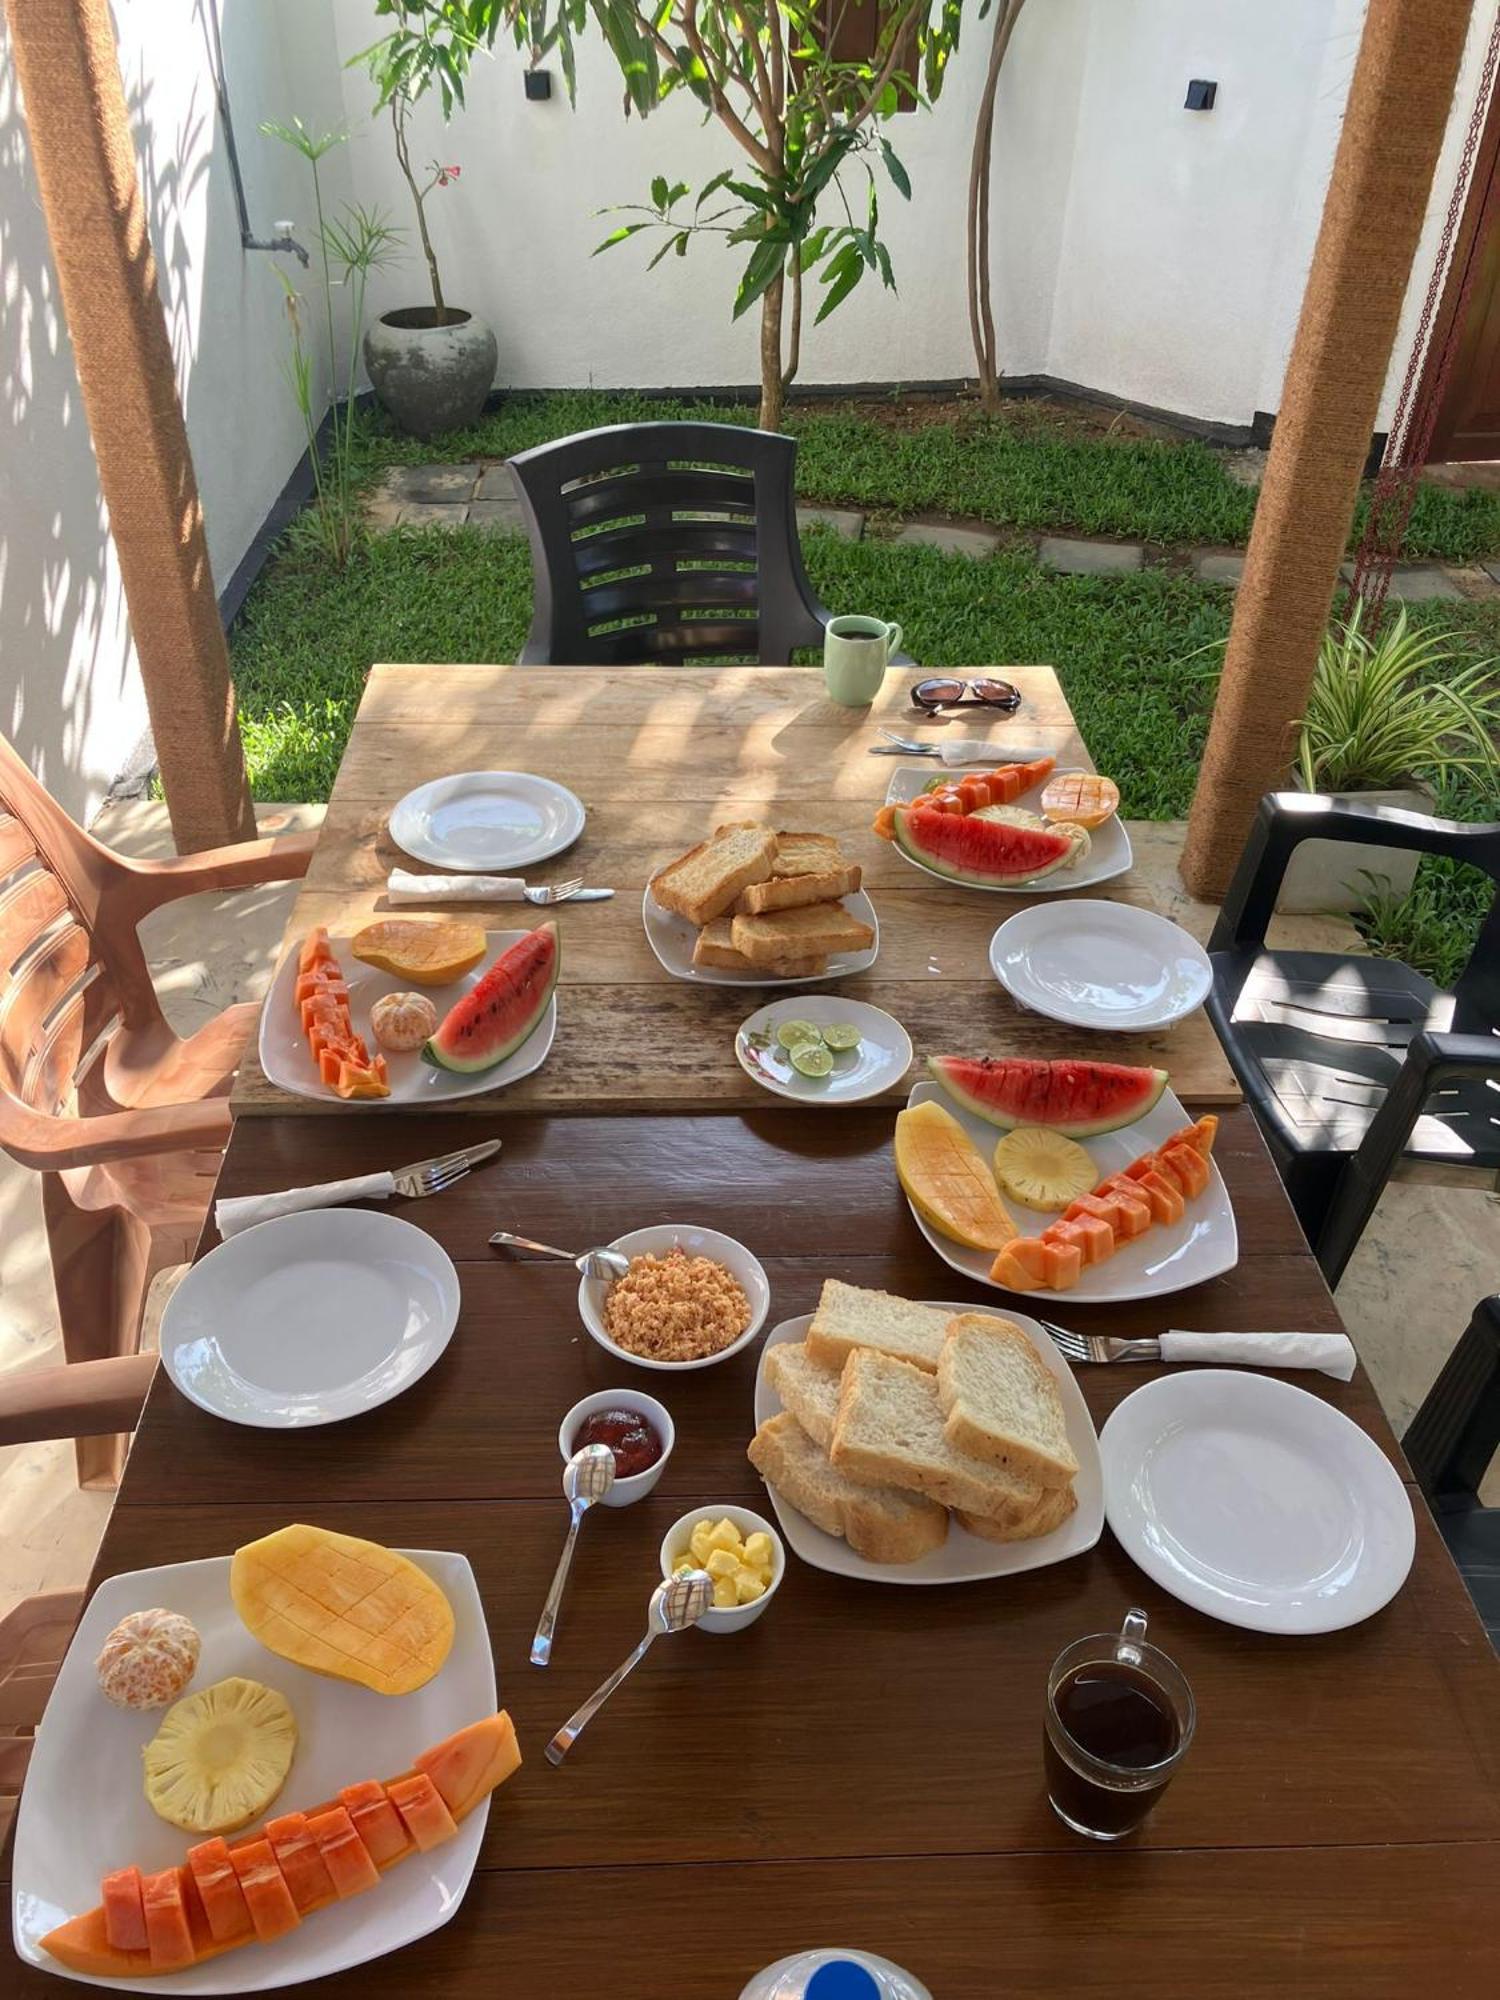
top-left (735, 996), bottom-right (913, 1105)
top-left (752, 1308), bottom-right (1102, 1585)
top-left (11, 1549), bottom-right (495, 1992)
top-left (884, 765), bottom-right (1132, 893)
top-left (1100, 1370), bottom-right (1415, 1633)
top-left (900, 1080), bottom-right (1237, 1304)
top-left (990, 899), bottom-right (1212, 1031)
top-left (641, 886), bottom-right (880, 987)
top-left (389, 771), bottom-right (585, 871)
top-left (258, 930), bottom-right (556, 1107)
top-left (160, 1209), bottom-right (461, 1428)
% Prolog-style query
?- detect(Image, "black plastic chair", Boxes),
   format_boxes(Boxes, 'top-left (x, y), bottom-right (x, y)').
top-left (1404, 1296), bottom-right (1500, 1649)
top-left (508, 421), bottom-right (895, 666)
top-left (1207, 792), bottom-right (1500, 1286)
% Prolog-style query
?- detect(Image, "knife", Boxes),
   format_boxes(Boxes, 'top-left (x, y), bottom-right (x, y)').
top-left (556, 887), bottom-right (614, 901)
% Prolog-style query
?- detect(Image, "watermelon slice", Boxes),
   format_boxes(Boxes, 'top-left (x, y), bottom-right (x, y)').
top-left (928, 1057), bottom-right (1168, 1135)
top-left (894, 803), bottom-right (1076, 885)
top-left (422, 921), bottom-right (559, 1074)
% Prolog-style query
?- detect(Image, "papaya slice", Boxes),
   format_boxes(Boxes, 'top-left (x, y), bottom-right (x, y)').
top-left (1159, 1142), bottom-right (1211, 1200)
top-left (101, 1866), bottom-right (147, 1953)
top-left (307, 1806), bottom-right (380, 1898)
top-left (264, 1812), bottom-right (336, 1913)
top-left (292, 929), bottom-right (390, 1100)
top-left (186, 1838), bottom-right (253, 1945)
top-left (385, 1772), bottom-right (457, 1852)
top-left (340, 1780), bottom-right (412, 1867)
top-left (1048, 1214), bottom-right (1112, 1267)
top-left (229, 1840), bottom-right (300, 1943)
top-left (141, 1867), bottom-right (195, 1971)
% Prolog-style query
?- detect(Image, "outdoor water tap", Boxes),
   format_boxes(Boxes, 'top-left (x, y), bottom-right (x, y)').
top-left (245, 222), bottom-right (311, 268)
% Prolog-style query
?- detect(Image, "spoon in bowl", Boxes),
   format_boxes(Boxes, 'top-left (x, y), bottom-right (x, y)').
top-left (531, 1443), bottom-right (616, 1667)
top-left (545, 1570), bottom-right (714, 1765)
top-left (490, 1230), bottom-right (631, 1281)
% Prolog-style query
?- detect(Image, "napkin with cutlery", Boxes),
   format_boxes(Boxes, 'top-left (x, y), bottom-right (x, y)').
top-left (388, 868), bottom-right (528, 903)
top-left (1161, 1331), bottom-right (1357, 1380)
top-left (216, 1173), bottom-right (401, 1238)
top-left (925, 740), bottom-right (1026, 767)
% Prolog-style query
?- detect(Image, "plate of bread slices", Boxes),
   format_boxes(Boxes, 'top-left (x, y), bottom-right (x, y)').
top-left (748, 1280), bottom-right (1102, 1583)
top-left (645, 823), bottom-right (878, 985)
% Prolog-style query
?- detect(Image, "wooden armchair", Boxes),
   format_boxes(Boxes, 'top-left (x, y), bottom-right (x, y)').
top-left (0, 731), bottom-right (315, 1485)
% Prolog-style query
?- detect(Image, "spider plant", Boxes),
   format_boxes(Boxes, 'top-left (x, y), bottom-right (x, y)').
top-left (1295, 599), bottom-right (1500, 794)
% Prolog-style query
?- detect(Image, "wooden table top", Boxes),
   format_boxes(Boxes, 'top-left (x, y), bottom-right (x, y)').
top-left (9, 1105), bottom-right (1498, 1997)
top-left (231, 664), bottom-right (1240, 1115)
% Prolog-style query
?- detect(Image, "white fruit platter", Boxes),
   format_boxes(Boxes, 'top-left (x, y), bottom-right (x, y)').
top-left (883, 764), bottom-right (1131, 893)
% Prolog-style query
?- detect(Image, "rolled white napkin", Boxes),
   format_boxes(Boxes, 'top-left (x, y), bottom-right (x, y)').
top-left (388, 868), bottom-right (526, 903)
top-left (215, 1173), bottom-right (397, 1239)
top-left (1160, 1331), bottom-right (1357, 1381)
top-left (932, 739), bottom-right (1027, 767)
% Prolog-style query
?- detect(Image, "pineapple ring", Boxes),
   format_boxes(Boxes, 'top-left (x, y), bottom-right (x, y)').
top-left (142, 1676), bottom-right (298, 1834)
top-left (992, 1126), bottom-right (1097, 1213)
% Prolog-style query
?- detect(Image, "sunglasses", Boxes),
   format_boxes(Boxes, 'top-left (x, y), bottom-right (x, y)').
top-left (909, 676), bottom-right (1022, 713)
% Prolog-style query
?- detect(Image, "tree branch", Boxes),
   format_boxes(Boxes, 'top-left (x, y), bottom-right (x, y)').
top-left (784, 254), bottom-right (802, 388)
top-left (665, 2), bottom-right (778, 173)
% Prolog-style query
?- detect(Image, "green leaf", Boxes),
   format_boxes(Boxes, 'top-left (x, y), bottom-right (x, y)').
top-left (733, 233), bottom-right (788, 319)
top-left (651, 174), bottom-right (670, 211)
top-left (880, 137), bottom-right (912, 200)
top-left (591, 221), bottom-right (653, 255)
top-left (696, 168), bottom-right (735, 210)
top-left (814, 256), bottom-right (864, 325)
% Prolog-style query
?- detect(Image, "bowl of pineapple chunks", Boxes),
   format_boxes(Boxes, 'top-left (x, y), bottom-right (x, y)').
top-left (659, 1507), bottom-right (784, 1633)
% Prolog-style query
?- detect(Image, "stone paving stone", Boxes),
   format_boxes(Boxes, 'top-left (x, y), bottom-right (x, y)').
top-left (390, 463), bottom-right (480, 503)
top-left (468, 497), bottom-right (526, 536)
top-left (1386, 564), bottom-right (1465, 601)
top-left (1482, 559), bottom-right (1500, 587)
top-left (797, 505), bottom-right (865, 539)
top-left (1193, 551), bottom-right (1245, 586)
top-left (363, 493), bottom-right (406, 532)
top-left (475, 464), bottom-right (520, 502)
top-left (894, 521), bottom-right (999, 558)
top-left (397, 500), bottom-right (470, 527)
top-left (1037, 535), bottom-right (1143, 575)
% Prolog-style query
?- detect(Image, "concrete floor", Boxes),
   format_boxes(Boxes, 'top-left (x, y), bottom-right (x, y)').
top-left (1, 811), bottom-right (1496, 1623)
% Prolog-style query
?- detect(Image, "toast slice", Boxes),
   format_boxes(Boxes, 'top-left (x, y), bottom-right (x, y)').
top-left (735, 833), bottom-right (862, 915)
top-left (806, 1280), bottom-right (953, 1376)
top-left (692, 920), bottom-right (827, 978)
top-left (763, 1340), bottom-right (843, 1448)
top-left (937, 1314), bottom-right (1079, 1491)
top-left (748, 1412), bottom-right (948, 1565)
top-left (955, 1482), bottom-right (1078, 1545)
top-left (729, 901), bottom-right (874, 967)
top-left (652, 825), bottom-right (777, 927)
top-left (830, 1349), bottom-right (1046, 1525)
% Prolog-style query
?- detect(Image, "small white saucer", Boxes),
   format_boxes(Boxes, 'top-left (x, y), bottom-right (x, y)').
top-left (735, 996), bottom-right (912, 1105)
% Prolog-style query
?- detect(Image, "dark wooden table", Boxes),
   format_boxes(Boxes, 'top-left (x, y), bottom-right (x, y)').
top-left (8, 1104), bottom-right (1499, 1997)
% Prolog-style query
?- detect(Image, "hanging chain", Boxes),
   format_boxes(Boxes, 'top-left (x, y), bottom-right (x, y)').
top-left (1344, 9), bottom-right (1500, 627)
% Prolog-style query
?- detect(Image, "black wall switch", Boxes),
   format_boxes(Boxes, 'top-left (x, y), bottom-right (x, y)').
top-left (1185, 78), bottom-right (1217, 111)
top-left (524, 69), bottom-right (552, 101)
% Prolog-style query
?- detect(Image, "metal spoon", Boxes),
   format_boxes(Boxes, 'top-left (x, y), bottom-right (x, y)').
top-left (489, 1229), bottom-right (631, 1281)
top-left (530, 1444), bottom-right (616, 1667)
top-left (545, 1569), bottom-right (713, 1765)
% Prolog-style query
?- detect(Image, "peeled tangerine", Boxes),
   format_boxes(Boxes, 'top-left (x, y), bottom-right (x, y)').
top-left (142, 1677), bottom-right (297, 1834)
top-left (230, 1524), bottom-right (454, 1696)
top-left (96, 1607), bottom-right (201, 1710)
top-left (369, 990), bottom-right (438, 1052)
top-left (894, 1099), bottom-right (1018, 1253)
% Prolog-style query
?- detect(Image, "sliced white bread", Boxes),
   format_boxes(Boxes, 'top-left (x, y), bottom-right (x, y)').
top-left (955, 1482), bottom-right (1078, 1545)
top-left (748, 1411), bottom-right (948, 1565)
top-left (729, 900), bottom-right (874, 966)
top-left (830, 1349), bottom-right (1046, 1525)
top-left (692, 919), bottom-right (827, 977)
top-left (734, 863), bottom-right (861, 915)
top-left (806, 1279), bottom-right (952, 1375)
top-left (937, 1314), bottom-right (1079, 1491)
top-left (762, 1340), bottom-right (843, 1448)
top-left (652, 824), bottom-right (777, 926)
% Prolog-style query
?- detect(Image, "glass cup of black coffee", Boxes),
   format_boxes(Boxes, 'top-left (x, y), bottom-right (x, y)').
top-left (1043, 1609), bottom-right (1195, 1840)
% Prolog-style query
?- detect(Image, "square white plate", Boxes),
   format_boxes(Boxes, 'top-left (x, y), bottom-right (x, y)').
top-left (902, 1080), bottom-right (1238, 1303)
top-left (641, 886), bottom-right (880, 987)
top-left (12, 1550), bottom-right (496, 1992)
top-left (258, 931), bottom-right (556, 1105)
top-left (884, 765), bottom-right (1132, 892)
top-left (751, 1307), bottom-right (1102, 1584)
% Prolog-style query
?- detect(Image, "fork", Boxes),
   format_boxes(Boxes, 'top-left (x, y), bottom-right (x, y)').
top-left (390, 1138), bottom-right (502, 1199)
top-left (523, 876), bottom-right (583, 905)
top-left (1037, 1319), bottom-right (1163, 1366)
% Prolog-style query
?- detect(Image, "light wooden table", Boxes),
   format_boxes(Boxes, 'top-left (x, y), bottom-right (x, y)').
top-left (233, 665), bottom-right (1239, 1114)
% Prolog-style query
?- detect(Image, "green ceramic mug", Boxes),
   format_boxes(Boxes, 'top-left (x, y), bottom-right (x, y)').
top-left (823, 615), bottom-right (904, 707)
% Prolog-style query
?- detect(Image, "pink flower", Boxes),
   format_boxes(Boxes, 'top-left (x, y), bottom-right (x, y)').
top-left (436, 164), bottom-right (461, 186)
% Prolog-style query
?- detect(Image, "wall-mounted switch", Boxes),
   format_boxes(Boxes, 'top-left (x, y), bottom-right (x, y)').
top-left (1185, 79), bottom-right (1217, 111)
top-left (524, 69), bottom-right (552, 101)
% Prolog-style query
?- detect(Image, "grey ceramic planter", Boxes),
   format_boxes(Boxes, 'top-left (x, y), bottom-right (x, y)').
top-left (364, 307), bottom-right (497, 439)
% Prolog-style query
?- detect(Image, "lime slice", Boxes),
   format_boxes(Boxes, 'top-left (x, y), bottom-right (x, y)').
top-left (820, 1023), bottom-right (862, 1052)
top-left (775, 1019), bottom-right (822, 1051)
top-left (790, 1042), bottom-right (835, 1079)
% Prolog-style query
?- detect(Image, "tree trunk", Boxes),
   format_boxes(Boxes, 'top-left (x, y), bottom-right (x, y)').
top-left (967, 0), bottom-right (1027, 414)
top-left (759, 273), bottom-right (785, 431)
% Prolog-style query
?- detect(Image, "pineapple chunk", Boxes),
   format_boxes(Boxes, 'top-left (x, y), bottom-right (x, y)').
top-left (734, 1571), bottom-right (767, 1605)
top-left (142, 1678), bottom-right (297, 1834)
top-left (704, 1519), bottom-right (743, 1553)
top-left (712, 1578), bottom-right (738, 1609)
top-left (992, 1126), bottom-right (1097, 1212)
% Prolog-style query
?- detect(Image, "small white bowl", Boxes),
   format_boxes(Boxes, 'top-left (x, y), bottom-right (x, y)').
top-left (557, 1389), bottom-right (675, 1507)
top-left (577, 1225), bottom-right (771, 1373)
top-left (659, 1503), bottom-right (785, 1634)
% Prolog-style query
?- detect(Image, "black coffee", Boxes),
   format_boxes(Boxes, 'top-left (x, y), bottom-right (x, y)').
top-left (1045, 1663), bottom-right (1182, 1837)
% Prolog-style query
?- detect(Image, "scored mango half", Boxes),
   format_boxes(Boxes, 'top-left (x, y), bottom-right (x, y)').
top-left (230, 1525), bottom-right (454, 1696)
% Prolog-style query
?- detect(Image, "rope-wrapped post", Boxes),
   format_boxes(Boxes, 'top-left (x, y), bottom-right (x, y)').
top-left (1181, 0), bottom-right (1476, 902)
top-left (4, 0), bottom-right (256, 850)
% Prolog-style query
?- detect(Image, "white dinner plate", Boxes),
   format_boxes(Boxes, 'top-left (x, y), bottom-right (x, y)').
top-left (1100, 1371), bottom-right (1416, 1633)
top-left (159, 1210), bottom-right (461, 1428)
top-left (388, 770), bottom-right (585, 871)
top-left (641, 886), bottom-right (880, 987)
top-left (735, 997), bottom-right (913, 1105)
top-left (751, 1308), bottom-right (1102, 1584)
top-left (989, 900), bottom-right (1212, 1031)
top-left (901, 1080), bottom-right (1237, 1304)
top-left (11, 1549), bottom-right (496, 1991)
top-left (258, 930), bottom-right (556, 1106)
top-left (883, 765), bottom-right (1132, 892)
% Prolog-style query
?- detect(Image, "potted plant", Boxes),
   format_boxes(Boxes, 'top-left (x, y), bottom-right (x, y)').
top-left (1279, 600), bottom-right (1500, 912)
top-left (359, 2), bottom-right (499, 438)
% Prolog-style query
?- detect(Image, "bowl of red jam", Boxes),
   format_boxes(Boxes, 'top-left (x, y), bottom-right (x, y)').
top-left (558, 1389), bottom-right (674, 1506)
